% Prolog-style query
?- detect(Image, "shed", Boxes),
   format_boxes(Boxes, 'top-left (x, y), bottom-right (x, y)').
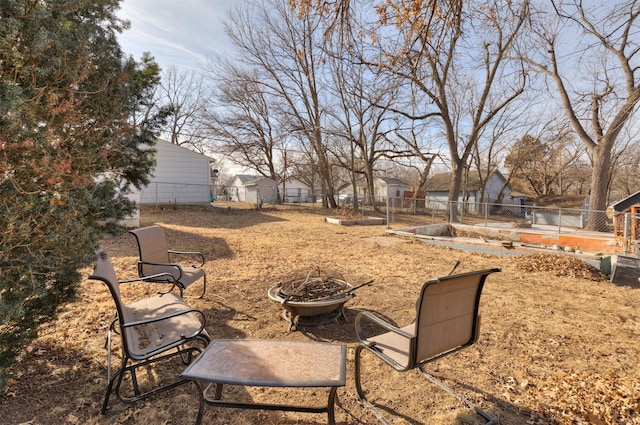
top-left (375, 177), bottom-right (410, 199)
top-left (610, 190), bottom-right (640, 247)
top-left (425, 171), bottom-right (524, 211)
top-left (229, 175), bottom-right (278, 204)
top-left (139, 140), bottom-right (214, 206)
top-left (280, 178), bottom-right (310, 203)
top-left (336, 176), bottom-right (410, 203)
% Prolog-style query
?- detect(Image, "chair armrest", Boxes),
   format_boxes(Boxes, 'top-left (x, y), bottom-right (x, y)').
top-left (355, 311), bottom-right (415, 344)
top-left (168, 250), bottom-right (206, 267)
top-left (119, 273), bottom-right (183, 296)
top-left (355, 311), bottom-right (417, 371)
top-left (118, 272), bottom-right (178, 285)
top-left (122, 306), bottom-right (206, 330)
top-left (138, 260), bottom-right (183, 280)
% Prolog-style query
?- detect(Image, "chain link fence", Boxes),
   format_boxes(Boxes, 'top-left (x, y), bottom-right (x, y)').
top-left (337, 194), bottom-right (613, 234)
top-left (139, 183), bottom-right (614, 235)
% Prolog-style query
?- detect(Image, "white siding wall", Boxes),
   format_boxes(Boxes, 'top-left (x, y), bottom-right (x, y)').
top-left (230, 177), bottom-right (278, 203)
top-left (483, 173), bottom-right (507, 203)
top-left (257, 182), bottom-right (277, 203)
top-left (140, 141), bottom-right (212, 205)
top-left (281, 180), bottom-right (309, 202)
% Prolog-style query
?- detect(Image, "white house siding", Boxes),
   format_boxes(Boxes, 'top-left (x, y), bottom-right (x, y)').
top-left (254, 179), bottom-right (278, 204)
top-left (281, 179), bottom-right (309, 203)
top-left (337, 177), bottom-right (409, 202)
top-left (375, 178), bottom-right (410, 199)
top-left (122, 189), bottom-right (140, 227)
top-left (139, 140), bottom-right (213, 205)
top-left (483, 172), bottom-right (511, 204)
top-left (230, 175), bottom-right (278, 204)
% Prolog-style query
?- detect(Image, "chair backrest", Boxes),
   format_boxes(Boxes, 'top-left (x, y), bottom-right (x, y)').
top-left (130, 225), bottom-right (172, 276)
top-left (413, 268), bottom-right (501, 364)
top-left (89, 254), bottom-right (134, 336)
top-left (91, 254), bottom-right (123, 304)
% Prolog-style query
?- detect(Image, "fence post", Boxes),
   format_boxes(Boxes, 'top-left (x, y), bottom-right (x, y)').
top-left (624, 212), bottom-right (631, 254)
top-left (386, 196), bottom-right (391, 229)
top-left (558, 208), bottom-right (562, 233)
top-left (484, 202), bottom-right (488, 226)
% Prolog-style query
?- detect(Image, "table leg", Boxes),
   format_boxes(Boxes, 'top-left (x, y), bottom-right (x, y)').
top-left (214, 383), bottom-right (223, 400)
top-left (204, 382), bottom-right (224, 400)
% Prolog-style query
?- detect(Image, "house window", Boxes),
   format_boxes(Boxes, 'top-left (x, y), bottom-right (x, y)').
top-left (396, 190), bottom-right (400, 197)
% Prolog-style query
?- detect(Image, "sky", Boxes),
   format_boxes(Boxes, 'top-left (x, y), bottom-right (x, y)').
top-left (116, 0), bottom-right (239, 71)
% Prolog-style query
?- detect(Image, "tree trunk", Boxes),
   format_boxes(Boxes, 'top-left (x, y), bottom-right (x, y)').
top-left (447, 160), bottom-right (464, 222)
top-left (587, 144), bottom-right (612, 231)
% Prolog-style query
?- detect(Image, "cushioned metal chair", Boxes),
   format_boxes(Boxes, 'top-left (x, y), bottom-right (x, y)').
top-left (354, 268), bottom-right (501, 425)
top-left (90, 253), bottom-right (210, 414)
top-left (130, 225), bottom-right (207, 298)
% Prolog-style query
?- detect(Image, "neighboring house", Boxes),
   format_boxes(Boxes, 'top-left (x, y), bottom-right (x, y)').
top-left (336, 176), bottom-right (410, 203)
top-left (139, 139), bottom-right (215, 206)
top-left (424, 171), bottom-right (524, 208)
top-left (376, 176), bottom-right (411, 199)
top-left (609, 190), bottom-right (640, 243)
top-left (610, 190), bottom-right (640, 215)
top-left (530, 194), bottom-right (589, 227)
top-left (280, 178), bottom-right (311, 203)
top-left (229, 175), bottom-right (278, 204)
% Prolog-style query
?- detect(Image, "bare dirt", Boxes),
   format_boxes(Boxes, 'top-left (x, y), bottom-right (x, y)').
top-left (2, 205), bottom-right (639, 425)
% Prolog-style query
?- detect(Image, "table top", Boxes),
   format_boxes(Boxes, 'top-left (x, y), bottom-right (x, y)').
top-left (181, 339), bottom-right (346, 387)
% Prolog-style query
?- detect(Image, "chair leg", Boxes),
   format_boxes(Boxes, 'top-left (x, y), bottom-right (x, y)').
top-left (100, 368), bottom-right (121, 414)
top-left (182, 276), bottom-right (206, 299)
top-left (198, 275), bottom-right (206, 299)
top-left (418, 365), bottom-right (500, 425)
top-left (101, 331), bottom-right (124, 415)
top-left (191, 381), bottom-right (205, 425)
top-left (354, 345), bottom-right (393, 425)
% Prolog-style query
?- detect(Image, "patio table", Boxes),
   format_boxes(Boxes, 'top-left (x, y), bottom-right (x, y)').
top-left (181, 339), bottom-right (347, 424)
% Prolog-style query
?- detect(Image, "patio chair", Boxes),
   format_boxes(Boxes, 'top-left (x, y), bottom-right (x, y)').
top-left (130, 225), bottom-right (207, 298)
top-left (354, 268), bottom-right (502, 425)
top-left (90, 253), bottom-right (210, 414)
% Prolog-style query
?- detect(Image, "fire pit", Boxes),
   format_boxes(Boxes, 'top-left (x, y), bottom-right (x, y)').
top-left (268, 267), bottom-right (372, 331)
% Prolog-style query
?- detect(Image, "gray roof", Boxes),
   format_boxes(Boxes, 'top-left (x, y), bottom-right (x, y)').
top-left (377, 176), bottom-right (409, 186)
top-left (426, 171), bottom-right (506, 192)
top-left (234, 174), bottom-right (275, 186)
top-left (611, 190), bottom-right (640, 212)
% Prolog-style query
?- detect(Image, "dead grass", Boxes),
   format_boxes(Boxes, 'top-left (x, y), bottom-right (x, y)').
top-left (2, 204), bottom-right (640, 425)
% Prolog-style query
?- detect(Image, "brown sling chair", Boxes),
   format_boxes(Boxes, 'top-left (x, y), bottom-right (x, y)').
top-left (354, 267), bottom-right (501, 425)
top-left (130, 225), bottom-right (207, 298)
top-left (90, 253), bottom-right (210, 414)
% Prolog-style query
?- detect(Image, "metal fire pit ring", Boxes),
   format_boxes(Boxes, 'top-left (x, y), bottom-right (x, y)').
top-left (267, 283), bottom-right (355, 331)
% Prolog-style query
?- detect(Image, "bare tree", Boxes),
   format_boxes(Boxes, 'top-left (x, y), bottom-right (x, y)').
top-left (525, 0), bottom-right (640, 229)
top-left (204, 64), bottom-right (286, 182)
top-left (611, 143), bottom-right (640, 199)
top-left (504, 121), bottom-right (587, 198)
top-left (363, 0), bottom-right (531, 220)
top-left (159, 66), bottom-right (209, 153)
top-left (222, 0), bottom-right (338, 207)
top-left (324, 13), bottom-right (403, 211)
top-left (288, 135), bottom-right (322, 201)
top-left (471, 103), bottom-right (530, 203)
top-left (392, 124), bottom-right (441, 195)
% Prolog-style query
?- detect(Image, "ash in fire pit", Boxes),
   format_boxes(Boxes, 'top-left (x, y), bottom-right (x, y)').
top-left (268, 267), bottom-right (372, 331)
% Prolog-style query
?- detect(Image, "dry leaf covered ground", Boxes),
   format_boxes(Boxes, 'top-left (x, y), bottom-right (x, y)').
top-left (2, 205), bottom-right (640, 425)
